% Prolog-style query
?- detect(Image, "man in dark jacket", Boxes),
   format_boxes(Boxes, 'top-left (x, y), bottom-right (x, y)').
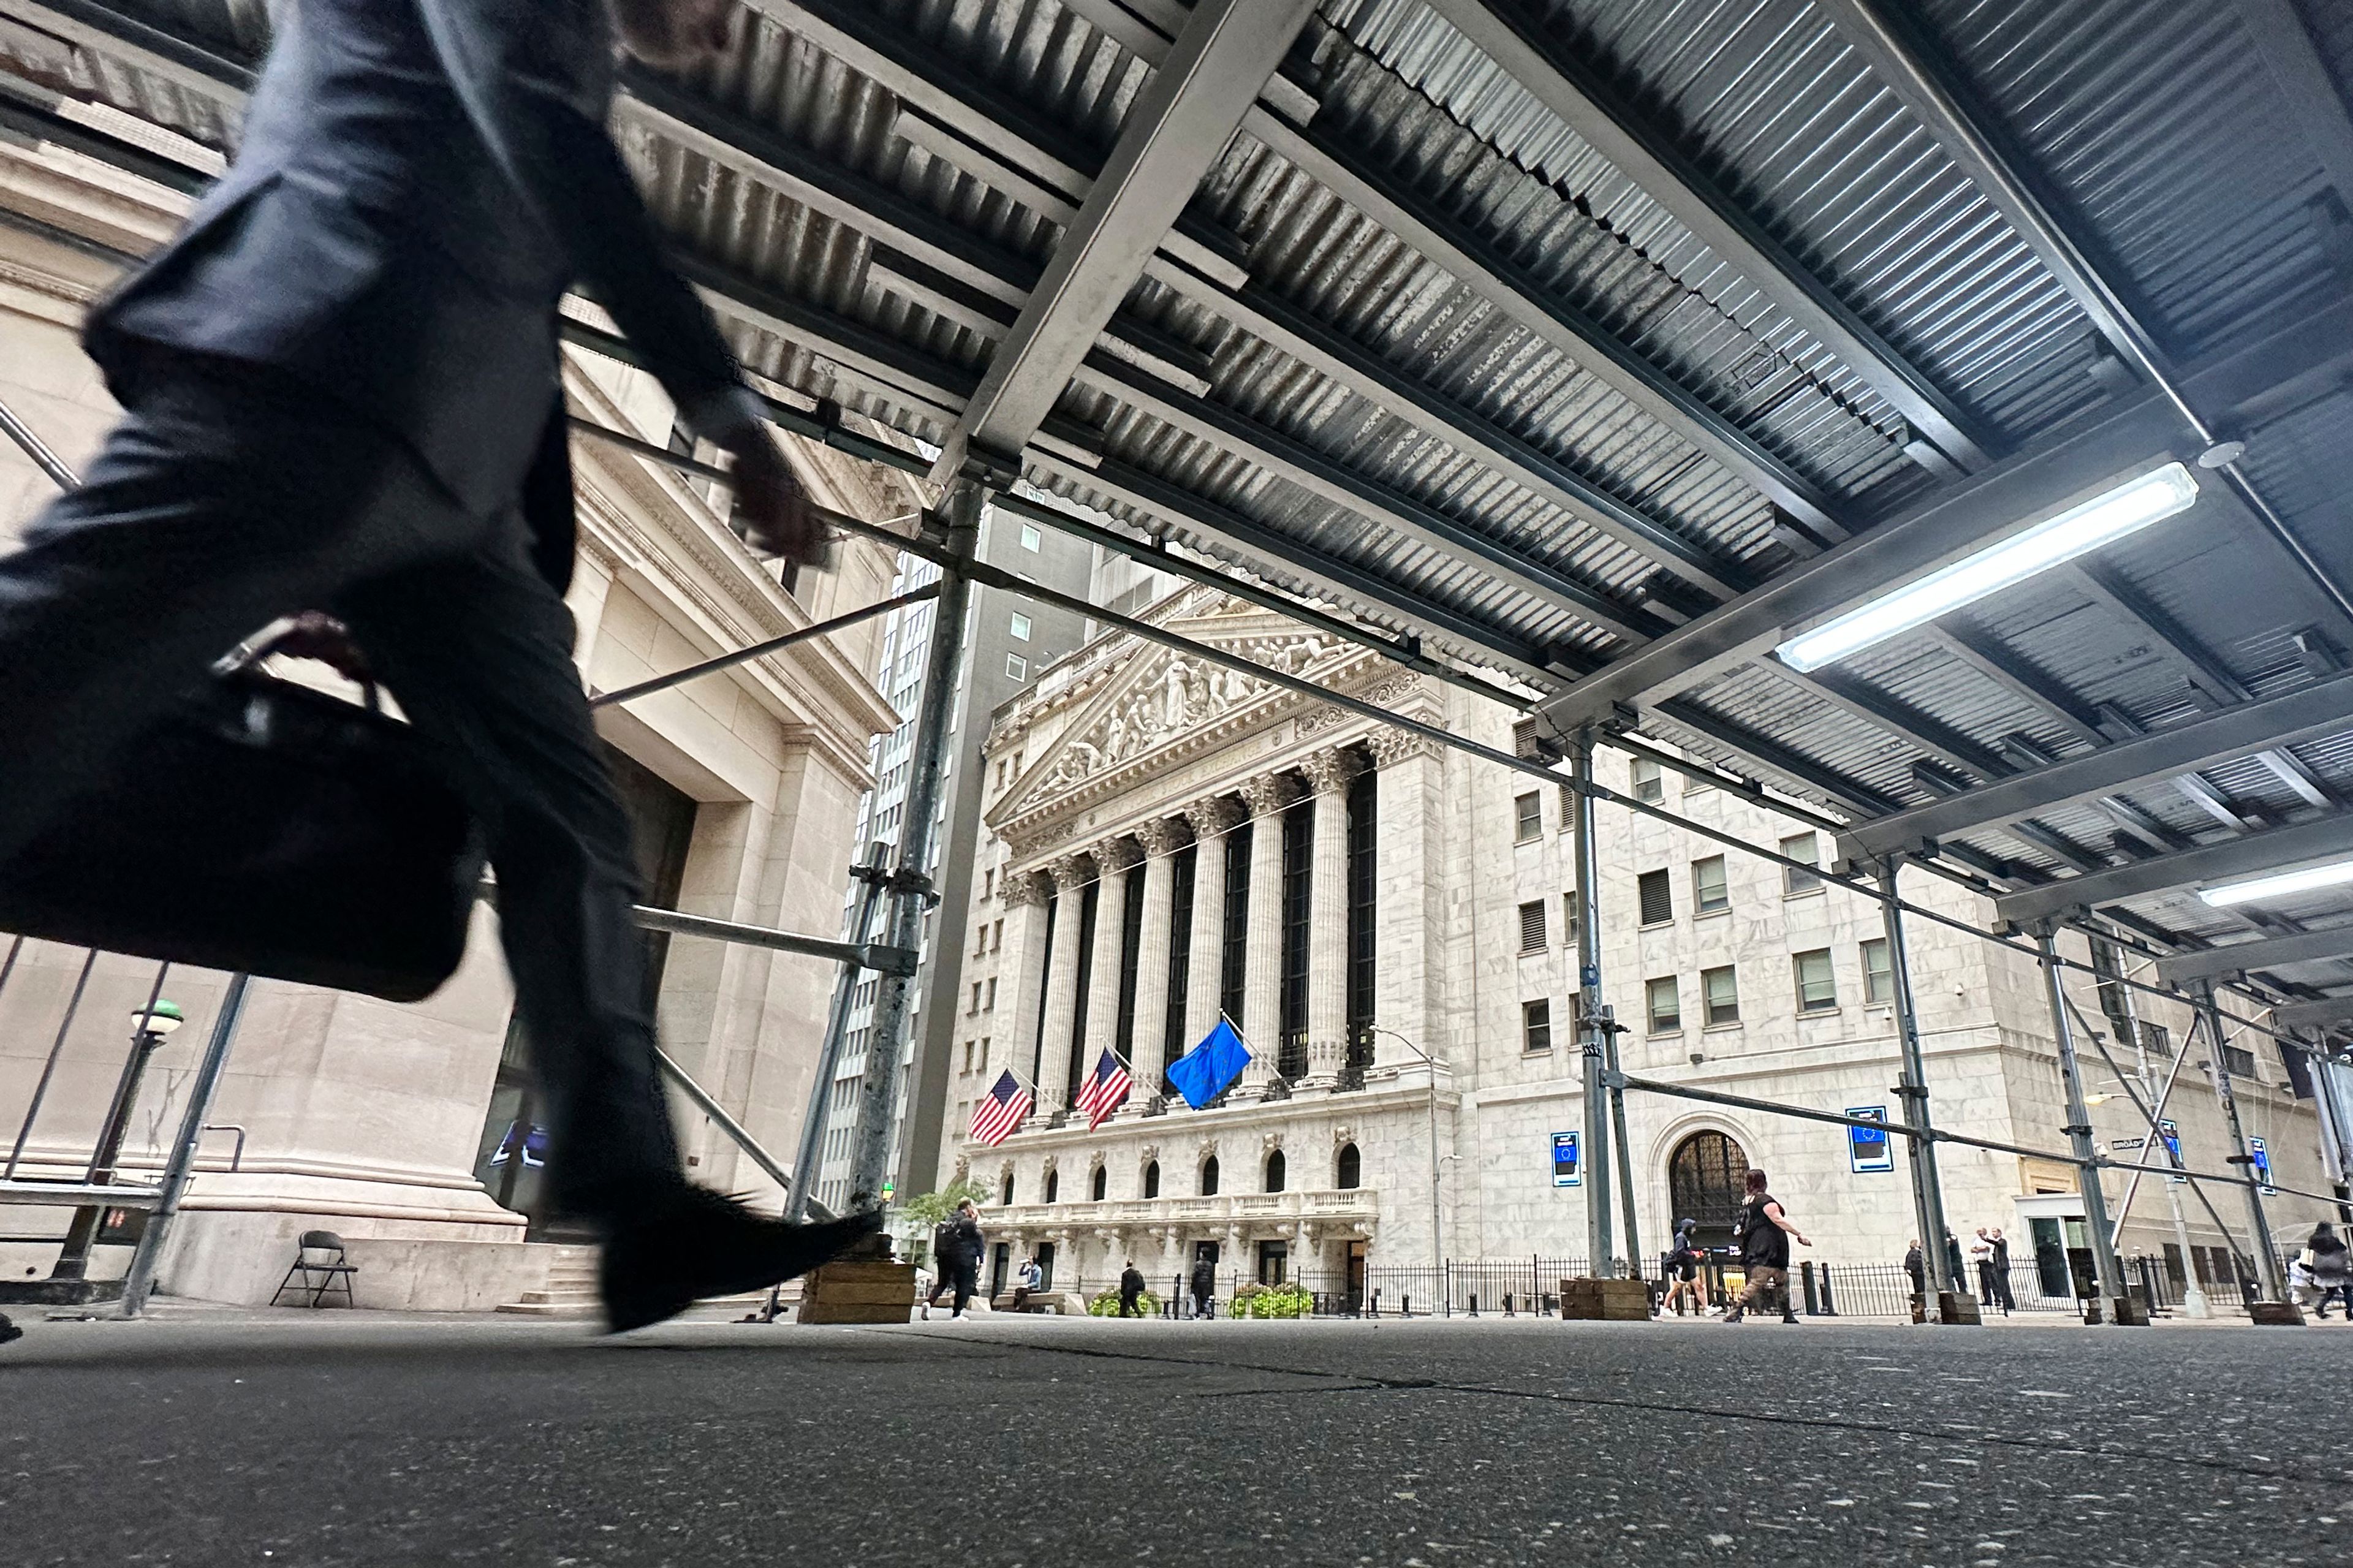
top-left (0, 0), bottom-right (863, 1333)
top-left (925, 1200), bottom-right (983, 1319)
top-left (1189, 1255), bottom-right (1218, 1320)
top-left (1118, 1260), bottom-right (1148, 1318)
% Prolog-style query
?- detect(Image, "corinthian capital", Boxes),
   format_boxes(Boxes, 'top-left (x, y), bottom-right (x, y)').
top-left (1002, 872), bottom-right (1049, 909)
top-left (1047, 852), bottom-right (1093, 890)
top-left (1094, 836), bottom-right (1143, 873)
top-left (1186, 795), bottom-right (1246, 839)
top-left (1239, 774), bottom-right (1299, 817)
top-left (1300, 747), bottom-right (1365, 797)
top-left (1133, 817), bottom-right (1183, 857)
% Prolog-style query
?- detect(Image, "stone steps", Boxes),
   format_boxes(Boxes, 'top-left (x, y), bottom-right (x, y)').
top-left (494, 1244), bottom-right (792, 1319)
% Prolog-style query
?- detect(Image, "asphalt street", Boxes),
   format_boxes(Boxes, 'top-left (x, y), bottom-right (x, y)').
top-left (1, 1308), bottom-right (2345, 1566)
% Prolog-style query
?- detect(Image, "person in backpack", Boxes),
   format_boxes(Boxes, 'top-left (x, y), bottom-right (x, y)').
top-left (1659, 1219), bottom-right (1707, 1317)
top-left (1118, 1260), bottom-right (1148, 1318)
top-left (923, 1199), bottom-right (983, 1319)
top-left (2305, 1221), bottom-right (2351, 1319)
top-left (1189, 1253), bottom-right (1218, 1320)
top-left (1724, 1168), bottom-right (1808, 1324)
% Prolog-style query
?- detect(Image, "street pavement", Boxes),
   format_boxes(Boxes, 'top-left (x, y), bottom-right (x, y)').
top-left (1, 1306), bottom-right (2346, 1566)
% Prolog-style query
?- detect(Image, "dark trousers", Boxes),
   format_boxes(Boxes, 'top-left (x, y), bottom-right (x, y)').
top-left (0, 356), bottom-right (678, 1227)
top-left (929, 1259), bottom-right (977, 1313)
top-left (1118, 1290), bottom-right (1141, 1317)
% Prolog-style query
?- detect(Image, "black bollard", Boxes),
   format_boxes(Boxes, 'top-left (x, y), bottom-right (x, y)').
top-left (1819, 1265), bottom-right (1838, 1317)
top-left (1801, 1261), bottom-right (1821, 1316)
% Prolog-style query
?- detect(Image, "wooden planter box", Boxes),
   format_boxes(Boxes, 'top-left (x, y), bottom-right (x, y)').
top-left (796, 1260), bottom-right (915, 1325)
top-left (1558, 1276), bottom-right (1650, 1321)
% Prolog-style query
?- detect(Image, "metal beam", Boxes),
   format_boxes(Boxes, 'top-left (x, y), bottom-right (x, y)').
top-left (2235, 0), bottom-right (2353, 211)
top-left (2156, 925), bottom-right (2353, 987)
top-left (1994, 811), bottom-right (2353, 927)
top-left (953, 0), bottom-right (1315, 463)
top-left (1534, 288), bottom-right (2353, 735)
top-left (2275, 994), bottom-right (2353, 1030)
top-left (1423, 0), bottom-right (1993, 473)
top-left (1847, 669), bottom-right (2353, 860)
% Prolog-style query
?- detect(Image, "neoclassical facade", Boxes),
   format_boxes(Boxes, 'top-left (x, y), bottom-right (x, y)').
top-left (936, 582), bottom-right (2343, 1305)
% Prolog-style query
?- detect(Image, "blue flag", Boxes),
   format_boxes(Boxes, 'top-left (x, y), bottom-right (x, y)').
top-left (1167, 1017), bottom-right (1252, 1109)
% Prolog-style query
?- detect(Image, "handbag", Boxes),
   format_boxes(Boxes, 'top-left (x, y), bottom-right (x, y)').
top-left (0, 663), bottom-right (483, 1002)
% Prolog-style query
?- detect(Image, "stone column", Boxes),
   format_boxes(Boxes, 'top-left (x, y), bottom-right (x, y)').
top-left (1082, 838), bottom-right (1139, 1088)
top-left (1036, 854), bottom-right (1091, 1118)
top-left (1183, 797), bottom-right (1244, 1050)
top-left (1127, 819), bottom-right (1181, 1102)
top-left (1300, 749), bottom-right (1361, 1089)
top-left (1239, 774), bottom-right (1297, 1093)
top-left (998, 872), bottom-right (1051, 1085)
top-left (1370, 730), bottom-right (1444, 1063)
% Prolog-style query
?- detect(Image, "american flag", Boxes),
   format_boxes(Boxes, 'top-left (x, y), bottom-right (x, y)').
top-left (1074, 1048), bottom-right (1132, 1131)
top-left (971, 1069), bottom-right (1032, 1148)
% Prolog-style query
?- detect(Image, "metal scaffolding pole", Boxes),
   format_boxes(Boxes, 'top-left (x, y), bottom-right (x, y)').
top-left (2101, 939), bottom-right (2211, 1317)
top-left (2193, 981), bottom-right (2290, 1304)
top-left (843, 480), bottom-right (982, 1214)
top-left (2033, 928), bottom-right (2130, 1320)
top-left (1572, 733), bottom-right (1613, 1276)
top-left (119, 972), bottom-right (251, 1317)
top-left (1605, 1022), bottom-right (1640, 1283)
top-left (786, 847), bottom-right (892, 1223)
top-left (1877, 854), bottom-right (1963, 1306)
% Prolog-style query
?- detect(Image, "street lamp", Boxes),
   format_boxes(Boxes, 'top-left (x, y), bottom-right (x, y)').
top-left (1366, 1027), bottom-right (1447, 1286)
top-left (51, 1000), bottom-right (185, 1286)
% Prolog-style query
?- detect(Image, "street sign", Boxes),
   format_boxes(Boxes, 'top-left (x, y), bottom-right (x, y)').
top-left (2161, 1119), bottom-right (2184, 1184)
top-left (2110, 1136), bottom-right (2146, 1151)
top-left (1552, 1131), bottom-right (1580, 1187)
top-left (1846, 1106), bottom-right (1893, 1173)
top-left (2249, 1136), bottom-right (2275, 1195)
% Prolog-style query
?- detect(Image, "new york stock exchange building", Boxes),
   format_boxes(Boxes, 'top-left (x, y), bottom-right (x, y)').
top-left (935, 583), bottom-right (2340, 1311)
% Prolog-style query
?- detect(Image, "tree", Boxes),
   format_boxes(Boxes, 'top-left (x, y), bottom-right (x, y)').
top-left (901, 1176), bottom-right (992, 1232)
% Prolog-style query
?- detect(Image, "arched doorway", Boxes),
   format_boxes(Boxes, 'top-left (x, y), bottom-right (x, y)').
top-left (1667, 1131), bottom-right (1749, 1254)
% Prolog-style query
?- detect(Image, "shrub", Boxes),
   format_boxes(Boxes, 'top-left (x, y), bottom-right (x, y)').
top-left (1088, 1289), bottom-right (1161, 1317)
top-left (1227, 1281), bottom-right (1313, 1319)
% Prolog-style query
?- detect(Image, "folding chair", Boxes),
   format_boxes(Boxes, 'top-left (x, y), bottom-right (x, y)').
top-left (271, 1230), bottom-right (359, 1308)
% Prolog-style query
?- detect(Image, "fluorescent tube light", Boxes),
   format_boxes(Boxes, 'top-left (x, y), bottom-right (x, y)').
top-left (2199, 856), bottom-right (2353, 908)
top-left (1774, 463), bottom-right (2199, 672)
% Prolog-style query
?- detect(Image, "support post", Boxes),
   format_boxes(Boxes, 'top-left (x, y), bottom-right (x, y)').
top-left (787, 847), bottom-right (892, 1222)
top-left (1605, 1020), bottom-right (1640, 1283)
top-left (52, 965), bottom-right (173, 1281)
top-left (2104, 940), bottom-right (2210, 1317)
top-left (845, 480), bottom-right (982, 1214)
top-left (2194, 981), bottom-right (2291, 1306)
top-left (1876, 855), bottom-right (1963, 1307)
top-left (119, 972), bottom-right (250, 1317)
top-left (2033, 928), bottom-right (2131, 1321)
top-left (1572, 732), bottom-right (1613, 1276)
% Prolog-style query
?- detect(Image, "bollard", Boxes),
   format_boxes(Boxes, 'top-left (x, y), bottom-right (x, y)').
top-left (1401, 1292), bottom-right (1411, 1317)
top-left (1503, 1292), bottom-right (1515, 1317)
top-left (1819, 1266), bottom-right (1838, 1317)
top-left (1801, 1261), bottom-right (1821, 1316)
top-left (1468, 1292), bottom-right (1480, 1317)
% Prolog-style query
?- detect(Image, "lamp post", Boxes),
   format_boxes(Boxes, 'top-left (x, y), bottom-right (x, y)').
top-left (1368, 1028), bottom-right (1447, 1290)
top-left (51, 999), bottom-right (184, 1284)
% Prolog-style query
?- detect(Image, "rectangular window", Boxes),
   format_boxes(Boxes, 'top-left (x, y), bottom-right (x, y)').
top-left (974, 925), bottom-right (987, 956)
top-left (1861, 937), bottom-right (1893, 1004)
top-left (1514, 792), bottom-right (1542, 844)
top-left (985, 977), bottom-right (998, 1010)
top-left (1637, 868), bottom-right (1673, 925)
top-left (1517, 899), bottom-right (1548, 954)
top-left (991, 919), bottom-right (1002, 952)
top-left (1793, 949), bottom-right (1837, 1012)
top-left (2220, 1043), bottom-right (2258, 1079)
top-left (1693, 855), bottom-right (1729, 914)
top-left (1279, 798), bottom-right (1312, 1078)
top-left (1782, 833), bottom-right (1822, 895)
top-left (1646, 976), bottom-right (1681, 1033)
top-left (1522, 999), bottom-right (1552, 1053)
top-left (1346, 766), bottom-right (1378, 1072)
top-left (1558, 782), bottom-right (1575, 832)
top-left (1563, 890), bottom-right (1580, 948)
top-left (982, 868), bottom-right (995, 900)
top-left (1019, 523), bottom-right (1042, 551)
top-left (1006, 653), bottom-right (1028, 681)
top-left (1702, 964), bottom-right (1740, 1026)
top-left (1009, 612), bottom-right (1032, 641)
top-left (1631, 757), bottom-right (1664, 804)
top-left (969, 981), bottom-right (981, 1013)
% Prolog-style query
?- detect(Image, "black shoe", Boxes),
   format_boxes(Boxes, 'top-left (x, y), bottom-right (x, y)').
top-left (1781, 1314), bottom-right (1802, 1324)
top-left (600, 1188), bottom-right (881, 1334)
top-left (0, 1312), bottom-right (20, 1347)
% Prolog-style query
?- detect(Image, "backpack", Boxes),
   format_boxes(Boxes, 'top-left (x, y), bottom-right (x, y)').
top-left (931, 1221), bottom-right (955, 1260)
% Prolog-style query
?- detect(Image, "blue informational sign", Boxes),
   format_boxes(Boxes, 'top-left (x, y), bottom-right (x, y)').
top-left (1553, 1131), bottom-right (1581, 1188)
top-left (2161, 1119), bottom-right (2184, 1186)
top-left (1846, 1106), bottom-right (1894, 1173)
top-left (2249, 1135), bottom-right (2275, 1195)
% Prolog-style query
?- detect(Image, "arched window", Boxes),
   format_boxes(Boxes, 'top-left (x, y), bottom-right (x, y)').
top-left (1335, 1143), bottom-right (1360, 1189)
top-left (1667, 1130), bottom-right (1749, 1252)
top-left (1090, 1164), bottom-right (1107, 1202)
top-left (1200, 1155), bottom-right (1220, 1196)
top-left (1143, 1160), bottom-right (1161, 1199)
top-left (1044, 1168), bottom-right (1059, 1203)
top-left (1264, 1149), bottom-right (1286, 1193)
top-left (1001, 1170), bottom-right (1014, 1206)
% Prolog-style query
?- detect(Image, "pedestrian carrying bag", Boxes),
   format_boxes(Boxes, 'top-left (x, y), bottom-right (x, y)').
top-left (0, 666), bottom-right (483, 1002)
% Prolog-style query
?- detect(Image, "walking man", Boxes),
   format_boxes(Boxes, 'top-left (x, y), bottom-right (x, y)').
top-left (1118, 1259), bottom-right (1147, 1319)
top-left (1985, 1227), bottom-right (2017, 1314)
top-left (1724, 1168), bottom-right (1808, 1324)
top-left (1659, 1219), bottom-right (1707, 1317)
top-left (925, 1200), bottom-right (983, 1319)
top-left (0, 0), bottom-right (870, 1333)
top-left (1190, 1252), bottom-right (1218, 1320)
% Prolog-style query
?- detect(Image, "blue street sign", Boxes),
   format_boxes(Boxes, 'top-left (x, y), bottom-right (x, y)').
top-left (1846, 1106), bottom-right (1894, 1174)
top-left (2161, 1119), bottom-right (2184, 1185)
top-left (1553, 1131), bottom-right (1581, 1187)
top-left (2249, 1136), bottom-right (2275, 1195)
